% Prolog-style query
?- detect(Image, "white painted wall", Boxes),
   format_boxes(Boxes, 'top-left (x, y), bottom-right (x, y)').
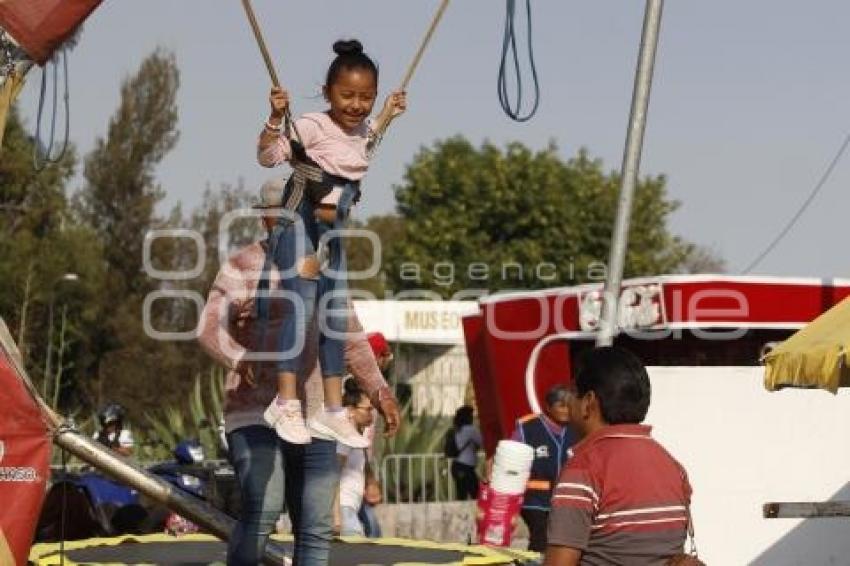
top-left (646, 367), bottom-right (850, 566)
top-left (403, 345), bottom-right (470, 417)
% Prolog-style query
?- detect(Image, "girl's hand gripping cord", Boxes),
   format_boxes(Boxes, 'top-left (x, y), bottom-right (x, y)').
top-left (268, 86), bottom-right (290, 125)
top-left (383, 89), bottom-right (408, 119)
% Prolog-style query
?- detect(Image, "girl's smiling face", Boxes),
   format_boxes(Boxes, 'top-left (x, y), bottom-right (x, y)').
top-left (324, 67), bottom-right (378, 132)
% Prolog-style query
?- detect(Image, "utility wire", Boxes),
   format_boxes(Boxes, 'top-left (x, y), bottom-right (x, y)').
top-left (742, 129), bottom-right (850, 273)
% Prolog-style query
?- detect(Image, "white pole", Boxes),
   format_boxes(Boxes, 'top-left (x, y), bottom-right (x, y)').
top-left (597, 0), bottom-right (665, 347)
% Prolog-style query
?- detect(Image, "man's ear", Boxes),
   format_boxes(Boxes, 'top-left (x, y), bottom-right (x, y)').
top-left (585, 390), bottom-right (599, 418)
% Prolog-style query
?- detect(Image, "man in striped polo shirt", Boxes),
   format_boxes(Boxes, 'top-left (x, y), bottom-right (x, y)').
top-left (544, 347), bottom-right (692, 566)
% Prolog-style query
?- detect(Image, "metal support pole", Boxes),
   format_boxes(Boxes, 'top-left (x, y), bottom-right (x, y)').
top-left (597, 0), bottom-right (664, 347)
top-left (50, 430), bottom-right (288, 565)
top-left (0, 319), bottom-right (292, 563)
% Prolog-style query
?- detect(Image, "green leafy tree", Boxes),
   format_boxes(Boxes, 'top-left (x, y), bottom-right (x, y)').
top-left (347, 214), bottom-right (405, 298)
top-left (73, 49), bottom-right (191, 418)
top-left (186, 179), bottom-right (261, 294)
top-left (385, 137), bottom-right (702, 298)
top-left (678, 244), bottom-right (726, 274)
top-left (76, 48), bottom-right (179, 295)
top-left (0, 107), bottom-right (107, 409)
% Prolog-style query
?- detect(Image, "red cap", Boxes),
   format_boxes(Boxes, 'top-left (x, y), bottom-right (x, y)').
top-left (367, 332), bottom-right (390, 357)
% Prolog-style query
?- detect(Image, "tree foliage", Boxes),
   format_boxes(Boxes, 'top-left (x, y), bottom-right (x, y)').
top-left (70, 49), bottom-right (190, 417)
top-left (347, 214), bottom-right (405, 298)
top-left (76, 48), bottom-right (179, 294)
top-left (0, 105), bottom-right (108, 407)
top-left (384, 137), bottom-right (698, 298)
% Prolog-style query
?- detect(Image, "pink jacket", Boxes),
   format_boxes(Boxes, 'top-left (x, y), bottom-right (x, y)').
top-left (257, 112), bottom-right (371, 181)
top-left (198, 240), bottom-right (391, 433)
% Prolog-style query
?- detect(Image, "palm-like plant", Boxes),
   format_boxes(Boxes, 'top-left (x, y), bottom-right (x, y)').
top-left (138, 369), bottom-right (225, 462)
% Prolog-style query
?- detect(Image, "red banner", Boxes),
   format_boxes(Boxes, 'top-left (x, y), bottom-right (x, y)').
top-left (0, 0), bottom-right (103, 64)
top-left (0, 347), bottom-right (51, 565)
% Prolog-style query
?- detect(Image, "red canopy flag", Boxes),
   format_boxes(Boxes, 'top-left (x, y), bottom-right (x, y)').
top-left (0, 340), bottom-right (51, 565)
top-left (0, 0), bottom-right (102, 64)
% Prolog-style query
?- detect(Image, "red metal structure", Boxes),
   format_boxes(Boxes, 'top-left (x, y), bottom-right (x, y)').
top-left (463, 275), bottom-right (850, 454)
top-left (0, 0), bottom-right (102, 64)
top-left (0, 345), bottom-right (51, 565)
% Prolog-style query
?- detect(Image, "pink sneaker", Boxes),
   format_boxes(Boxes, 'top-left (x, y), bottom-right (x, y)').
top-left (264, 398), bottom-right (311, 444)
top-left (309, 409), bottom-right (368, 448)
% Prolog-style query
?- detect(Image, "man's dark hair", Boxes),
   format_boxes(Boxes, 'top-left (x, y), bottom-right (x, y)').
top-left (575, 347), bottom-right (650, 424)
top-left (544, 384), bottom-right (570, 407)
top-left (453, 405), bottom-right (474, 430)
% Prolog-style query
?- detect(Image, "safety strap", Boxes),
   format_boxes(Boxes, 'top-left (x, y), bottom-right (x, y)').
top-left (682, 469), bottom-right (699, 558)
top-left (660, 444), bottom-right (699, 560)
top-left (453, 428), bottom-right (474, 456)
top-left (254, 142), bottom-right (360, 327)
top-left (280, 139), bottom-right (362, 214)
top-left (285, 160), bottom-right (325, 211)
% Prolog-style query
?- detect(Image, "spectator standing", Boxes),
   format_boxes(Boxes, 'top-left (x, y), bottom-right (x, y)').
top-left (335, 380), bottom-right (375, 536)
top-left (449, 405), bottom-right (482, 500)
top-left (512, 385), bottom-right (575, 552)
top-left (197, 178), bottom-right (400, 566)
top-left (545, 347), bottom-right (695, 566)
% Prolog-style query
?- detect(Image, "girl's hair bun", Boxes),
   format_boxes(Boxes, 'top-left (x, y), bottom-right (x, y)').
top-left (326, 38), bottom-right (376, 87)
top-left (333, 39), bottom-right (364, 56)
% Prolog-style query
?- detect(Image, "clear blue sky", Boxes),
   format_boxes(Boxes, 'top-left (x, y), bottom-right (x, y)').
top-left (16, 0), bottom-right (850, 277)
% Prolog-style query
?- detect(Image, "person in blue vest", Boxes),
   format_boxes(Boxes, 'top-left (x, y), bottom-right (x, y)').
top-left (512, 384), bottom-right (574, 553)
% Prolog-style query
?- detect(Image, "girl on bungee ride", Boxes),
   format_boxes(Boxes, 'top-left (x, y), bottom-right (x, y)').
top-left (256, 39), bottom-right (406, 448)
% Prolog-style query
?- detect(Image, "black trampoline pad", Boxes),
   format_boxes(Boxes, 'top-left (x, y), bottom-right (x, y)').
top-left (62, 539), bottom-right (476, 565)
top-left (67, 540), bottom-right (230, 565)
top-left (328, 541), bottom-right (467, 565)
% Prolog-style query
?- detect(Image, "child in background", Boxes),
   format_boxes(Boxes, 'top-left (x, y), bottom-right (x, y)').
top-left (335, 379), bottom-right (375, 536)
top-left (256, 39), bottom-right (407, 447)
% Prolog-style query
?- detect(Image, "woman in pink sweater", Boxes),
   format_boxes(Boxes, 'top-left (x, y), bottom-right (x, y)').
top-left (256, 39), bottom-right (406, 448)
top-left (198, 178), bottom-right (401, 565)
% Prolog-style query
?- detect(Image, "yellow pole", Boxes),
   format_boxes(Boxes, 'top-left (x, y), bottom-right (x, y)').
top-left (0, 70), bottom-right (28, 152)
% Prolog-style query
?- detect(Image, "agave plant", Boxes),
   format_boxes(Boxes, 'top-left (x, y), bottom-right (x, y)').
top-left (138, 369), bottom-right (226, 462)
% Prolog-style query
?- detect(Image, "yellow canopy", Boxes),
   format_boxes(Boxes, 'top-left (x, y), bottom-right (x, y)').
top-left (764, 296), bottom-right (850, 393)
top-left (0, 71), bottom-right (27, 150)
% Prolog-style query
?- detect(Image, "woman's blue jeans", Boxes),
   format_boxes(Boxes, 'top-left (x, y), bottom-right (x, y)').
top-left (226, 425), bottom-right (339, 566)
top-left (269, 183), bottom-right (357, 378)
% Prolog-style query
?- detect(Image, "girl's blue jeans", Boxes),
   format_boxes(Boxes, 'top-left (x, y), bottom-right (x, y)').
top-left (266, 183), bottom-right (357, 378)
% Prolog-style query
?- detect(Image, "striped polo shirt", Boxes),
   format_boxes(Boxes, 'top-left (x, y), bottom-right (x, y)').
top-left (547, 424), bottom-right (691, 565)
